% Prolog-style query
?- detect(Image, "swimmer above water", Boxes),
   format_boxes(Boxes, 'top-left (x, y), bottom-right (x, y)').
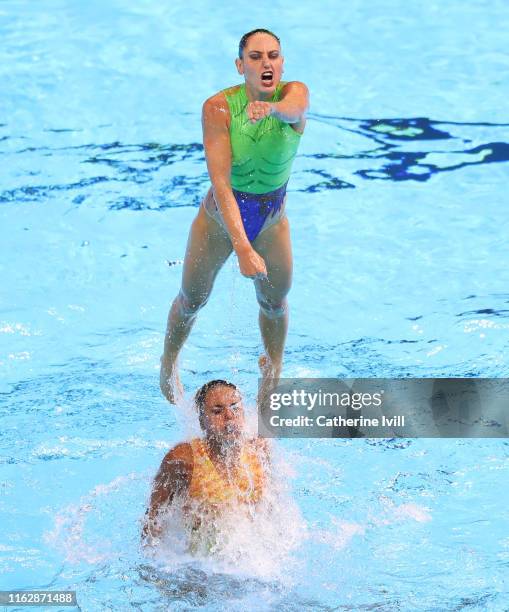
top-left (160, 28), bottom-right (309, 403)
top-left (143, 380), bottom-right (270, 553)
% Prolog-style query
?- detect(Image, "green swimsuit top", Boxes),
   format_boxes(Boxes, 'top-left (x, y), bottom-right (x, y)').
top-left (223, 81), bottom-right (302, 194)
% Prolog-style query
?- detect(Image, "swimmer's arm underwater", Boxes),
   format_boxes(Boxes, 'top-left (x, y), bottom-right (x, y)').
top-left (202, 95), bottom-right (267, 279)
top-left (142, 443), bottom-right (192, 541)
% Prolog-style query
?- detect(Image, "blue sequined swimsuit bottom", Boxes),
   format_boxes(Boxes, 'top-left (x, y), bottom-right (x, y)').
top-left (204, 181), bottom-right (288, 242)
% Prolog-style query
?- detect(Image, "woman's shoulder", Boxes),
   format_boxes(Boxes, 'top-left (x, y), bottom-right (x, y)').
top-left (222, 83), bottom-right (243, 97)
top-left (202, 86), bottom-right (242, 129)
top-left (202, 90), bottom-right (229, 129)
top-left (280, 80), bottom-right (308, 95)
top-left (203, 84), bottom-right (241, 106)
top-left (165, 441), bottom-right (193, 465)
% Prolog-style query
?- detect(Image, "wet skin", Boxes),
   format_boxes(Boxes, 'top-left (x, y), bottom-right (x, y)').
top-left (160, 32), bottom-right (309, 404)
top-left (143, 384), bottom-right (270, 541)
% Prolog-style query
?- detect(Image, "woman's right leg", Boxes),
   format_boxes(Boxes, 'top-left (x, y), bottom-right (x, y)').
top-left (160, 195), bottom-right (233, 403)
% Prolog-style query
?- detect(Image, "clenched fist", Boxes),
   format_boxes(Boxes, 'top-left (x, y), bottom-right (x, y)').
top-left (236, 245), bottom-right (268, 280)
top-left (247, 101), bottom-right (273, 124)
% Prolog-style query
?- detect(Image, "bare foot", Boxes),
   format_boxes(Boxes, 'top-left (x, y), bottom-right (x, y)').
top-left (258, 354), bottom-right (282, 380)
top-left (160, 355), bottom-right (183, 404)
top-left (257, 354), bottom-right (281, 409)
top-left (258, 354), bottom-right (272, 379)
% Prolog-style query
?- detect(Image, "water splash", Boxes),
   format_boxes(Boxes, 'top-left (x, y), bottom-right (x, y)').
top-left (143, 443), bottom-right (307, 582)
top-left (44, 472), bottom-right (145, 564)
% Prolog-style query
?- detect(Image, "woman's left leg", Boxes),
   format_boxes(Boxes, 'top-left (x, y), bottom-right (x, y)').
top-left (252, 216), bottom-right (293, 382)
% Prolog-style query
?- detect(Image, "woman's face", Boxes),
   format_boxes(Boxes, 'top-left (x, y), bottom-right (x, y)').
top-left (235, 32), bottom-right (284, 96)
top-left (201, 385), bottom-right (245, 441)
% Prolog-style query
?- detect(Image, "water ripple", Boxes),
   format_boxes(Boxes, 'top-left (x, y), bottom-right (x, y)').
top-left (2, 116), bottom-right (507, 210)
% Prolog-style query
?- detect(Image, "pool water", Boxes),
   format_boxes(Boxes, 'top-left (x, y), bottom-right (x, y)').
top-left (1, 1), bottom-right (509, 610)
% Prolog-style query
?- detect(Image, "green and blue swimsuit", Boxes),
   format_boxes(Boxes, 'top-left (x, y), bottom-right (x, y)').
top-left (218, 81), bottom-right (302, 241)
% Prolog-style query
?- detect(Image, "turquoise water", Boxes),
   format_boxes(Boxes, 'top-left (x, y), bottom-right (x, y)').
top-left (1, 1), bottom-right (509, 610)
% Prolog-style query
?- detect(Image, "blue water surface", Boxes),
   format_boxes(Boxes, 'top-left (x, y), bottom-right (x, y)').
top-left (1, 0), bottom-right (509, 610)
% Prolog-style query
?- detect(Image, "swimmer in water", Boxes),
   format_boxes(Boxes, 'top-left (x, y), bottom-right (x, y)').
top-left (160, 28), bottom-right (309, 403)
top-left (142, 380), bottom-right (270, 551)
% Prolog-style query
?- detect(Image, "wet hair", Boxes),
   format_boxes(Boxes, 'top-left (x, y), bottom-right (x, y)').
top-left (195, 379), bottom-right (239, 429)
top-left (238, 28), bottom-right (280, 59)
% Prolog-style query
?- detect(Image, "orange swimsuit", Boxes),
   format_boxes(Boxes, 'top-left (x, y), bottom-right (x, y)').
top-left (183, 438), bottom-right (266, 555)
top-left (187, 438), bottom-right (265, 509)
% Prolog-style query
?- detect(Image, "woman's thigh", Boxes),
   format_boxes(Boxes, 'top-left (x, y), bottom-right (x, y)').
top-left (179, 200), bottom-right (233, 305)
top-left (252, 216), bottom-right (293, 305)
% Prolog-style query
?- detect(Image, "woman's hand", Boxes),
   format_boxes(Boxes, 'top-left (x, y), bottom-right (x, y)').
top-left (247, 101), bottom-right (273, 124)
top-left (236, 245), bottom-right (268, 279)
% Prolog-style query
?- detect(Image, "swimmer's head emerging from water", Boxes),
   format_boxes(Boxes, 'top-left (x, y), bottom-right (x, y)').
top-left (195, 380), bottom-right (245, 440)
top-left (236, 29), bottom-right (283, 97)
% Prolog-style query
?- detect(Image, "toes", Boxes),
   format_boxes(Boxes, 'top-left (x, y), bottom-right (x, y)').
top-left (258, 354), bottom-right (269, 372)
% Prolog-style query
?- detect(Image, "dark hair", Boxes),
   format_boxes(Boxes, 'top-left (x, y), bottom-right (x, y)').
top-left (238, 28), bottom-right (280, 59)
top-left (195, 379), bottom-right (239, 428)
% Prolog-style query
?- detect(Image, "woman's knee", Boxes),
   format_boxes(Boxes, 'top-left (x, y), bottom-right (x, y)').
top-left (257, 294), bottom-right (288, 319)
top-left (175, 290), bottom-right (209, 317)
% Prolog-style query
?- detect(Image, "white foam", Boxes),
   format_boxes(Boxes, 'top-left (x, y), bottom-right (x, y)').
top-left (44, 472), bottom-right (144, 564)
top-left (143, 444), bottom-right (307, 582)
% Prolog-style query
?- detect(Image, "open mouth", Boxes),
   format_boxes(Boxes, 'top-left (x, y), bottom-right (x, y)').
top-left (261, 71), bottom-right (274, 85)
